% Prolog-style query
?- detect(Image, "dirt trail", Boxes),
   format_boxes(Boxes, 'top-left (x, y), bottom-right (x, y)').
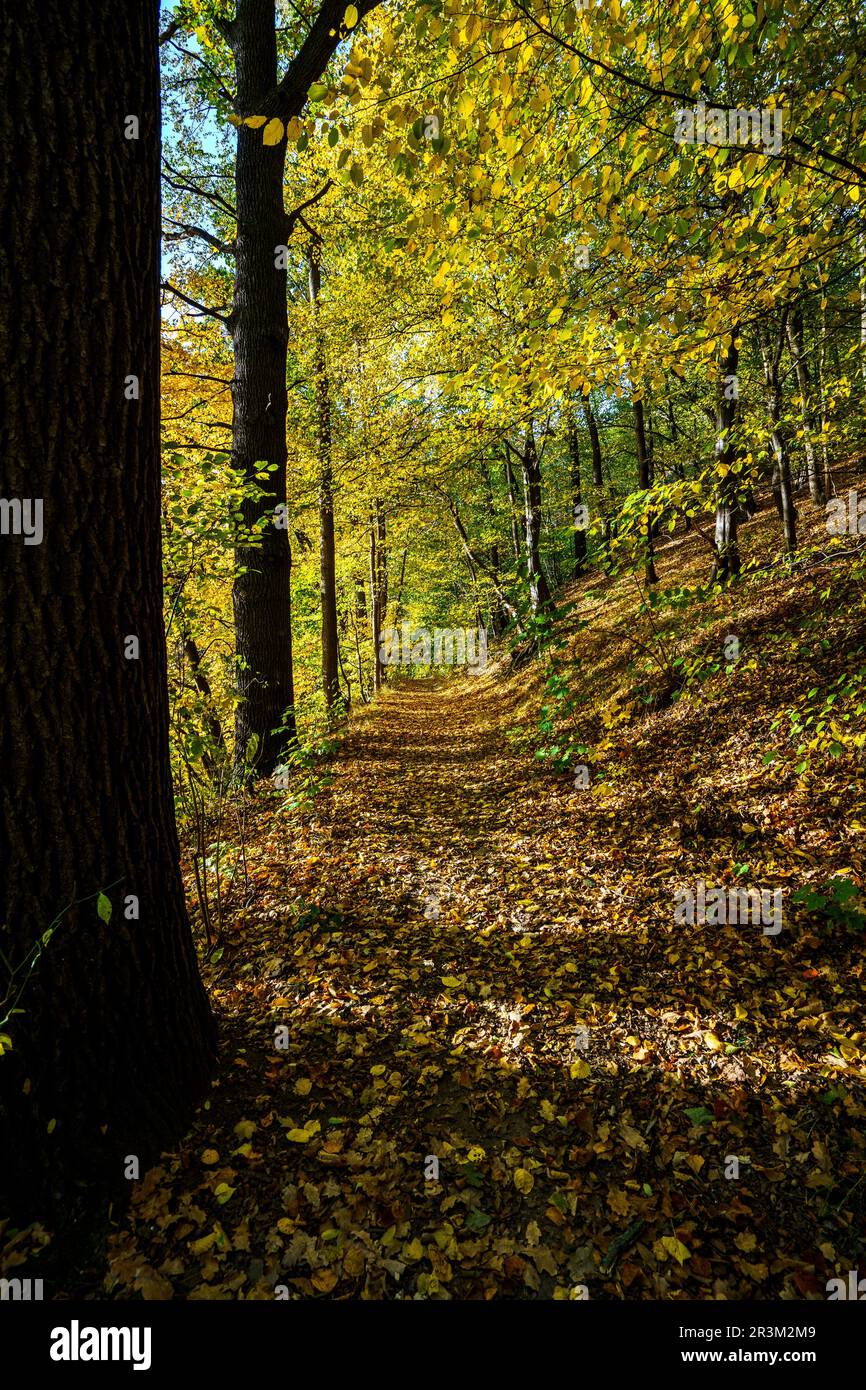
top-left (95, 676), bottom-right (862, 1301)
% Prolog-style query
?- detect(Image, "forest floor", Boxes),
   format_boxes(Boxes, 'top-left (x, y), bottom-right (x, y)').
top-left (18, 480), bottom-right (866, 1300)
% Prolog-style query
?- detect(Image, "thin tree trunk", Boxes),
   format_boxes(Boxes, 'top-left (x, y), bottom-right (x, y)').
top-left (369, 502), bottom-right (387, 692)
top-left (709, 331), bottom-right (742, 583)
top-left (786, 306), bottom-right (823, 504)
top-left (816, 274), bottom-right (832, 498)
top-left (633, 396), bottom-right (658, 583)
top-left (760, 317), bottom-right (798, 554)
top-left (0, 0), bottom-right (215, 1219)
top-left (859, 225), bottom-right (866, 392)
top-left (307, 238), bottom-right (340, 719)
top-left (504, 450), bottom-right (522, 564)
top-left (567, 409), bottom-right (588, 578)
top-left (520, 423), bottom-right (551, 612)
top-left (581, 396), bottom-right (610, 551)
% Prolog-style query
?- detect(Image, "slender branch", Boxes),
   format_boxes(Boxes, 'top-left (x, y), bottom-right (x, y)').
top-left (162, 159), bottom-right (237, 218)
top-left (163, 217), bottom-right (235, 256)
top-left (161, 281), bottom-right (231, 325)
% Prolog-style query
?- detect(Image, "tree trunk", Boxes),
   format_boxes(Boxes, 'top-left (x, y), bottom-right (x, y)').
top-left (633, 396), bottom-right (658, 583)
top-left (0, 0), bottom-right (215, 1220)
top-left (786, 306), bottom-right (823, 504)
top-left (760, 318), bottom-right (798, 554)
top-left (479, 457), bottom-right (509, 635)
top-left (224, 0), bottom-right (374, 773)
top-left (859, 225), bottom-right (866, 392)
top-left (369, 502), bottom-right (387, 691)
top-left (308, 239), bottom-right (340, 719)
top-left (504, 451), bottom-right (523, 564)
top-left (227, 0), bottom-right (295, 775)
top-left (567, 409), bottom-right (588, 578)
top-left (520, 423), bottom-right (551, 612)
top-left (709, 331), bottom-right (742, 583)
top-left (581, 396), bottom-right (610, 551)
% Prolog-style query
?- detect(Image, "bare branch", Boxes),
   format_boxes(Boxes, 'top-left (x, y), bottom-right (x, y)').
top-left (161, 281), bottom-right (231, 325)
top-left (163, 217), bottom-right (235, 256)
top-left (162, 160), bottom-right (237, 219)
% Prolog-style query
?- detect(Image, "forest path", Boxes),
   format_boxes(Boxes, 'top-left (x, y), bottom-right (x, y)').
top-left (101, 675), bottom-right (858, 1301)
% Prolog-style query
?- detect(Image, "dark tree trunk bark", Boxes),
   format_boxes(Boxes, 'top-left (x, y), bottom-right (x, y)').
top-left (710, 331), bottom-right (742, 584)
top-left (227, 0), bottom-right (295, 775)
top-left (520, 423), bottom-right (551, 612)
top-left (223, 0), bottom-right (376, 773)
top-left (0, 0), bottom-right (215, 1220)
top-left (567, 409), bottom-right (588, 578)
top-left (633, 396), bottom-right (658, 583)
top-left (307, 240), bottom-right (340, 720)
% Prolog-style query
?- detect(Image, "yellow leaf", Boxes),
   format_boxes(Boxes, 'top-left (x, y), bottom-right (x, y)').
top-left (661, 1236), bottom-right (691, 1265)
top-left (295, 1078), bottom-right (313, 1095)
top-left (312, 1267), bottom-right (339, 1293)
top-left (344, 4), bottom-right (359, 27)
top-left (277, 1217), bottom-right (294, 1235)
top-left (441, 975), bottom-right (461, 988)
top-left (190, 1233), bottom-right (217, 1255)
top-left (703, 1032), bottom-right (723, 1052)
top-left (514, 1168), bottom-right (534, 1194)
top-left (262, 118), bottom-right (284, 146)
top-left (735, 1232), bottom-right (757, 1252)
top-left (233, 1119), bottom-right (256, 1139)
top-left (202, 1148), bottom-right (220, 1165)
top-left (244, 116), bottom-right (267, 129)
top-left (569, 1059), bottom-right (591, 1079)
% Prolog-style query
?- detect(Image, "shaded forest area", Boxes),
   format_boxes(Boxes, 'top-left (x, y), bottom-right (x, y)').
top-left (2, 0), bottom-right (866, 1332)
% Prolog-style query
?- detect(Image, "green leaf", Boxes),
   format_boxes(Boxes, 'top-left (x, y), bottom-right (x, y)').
top-left (684, 1106), bottom-right (714, 1127)
top-left (97, 892), bottom-right (112, 924)
top-left (465, 1208), bottom-right (491, 1232)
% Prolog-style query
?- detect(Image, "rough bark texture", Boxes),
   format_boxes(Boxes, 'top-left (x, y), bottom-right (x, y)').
top-left (227, 0), bottom-right (296, 775)
top-left (0, 0), bottom-right (215, 1220)
top-left (224, 0), bottom-right (378, 772)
